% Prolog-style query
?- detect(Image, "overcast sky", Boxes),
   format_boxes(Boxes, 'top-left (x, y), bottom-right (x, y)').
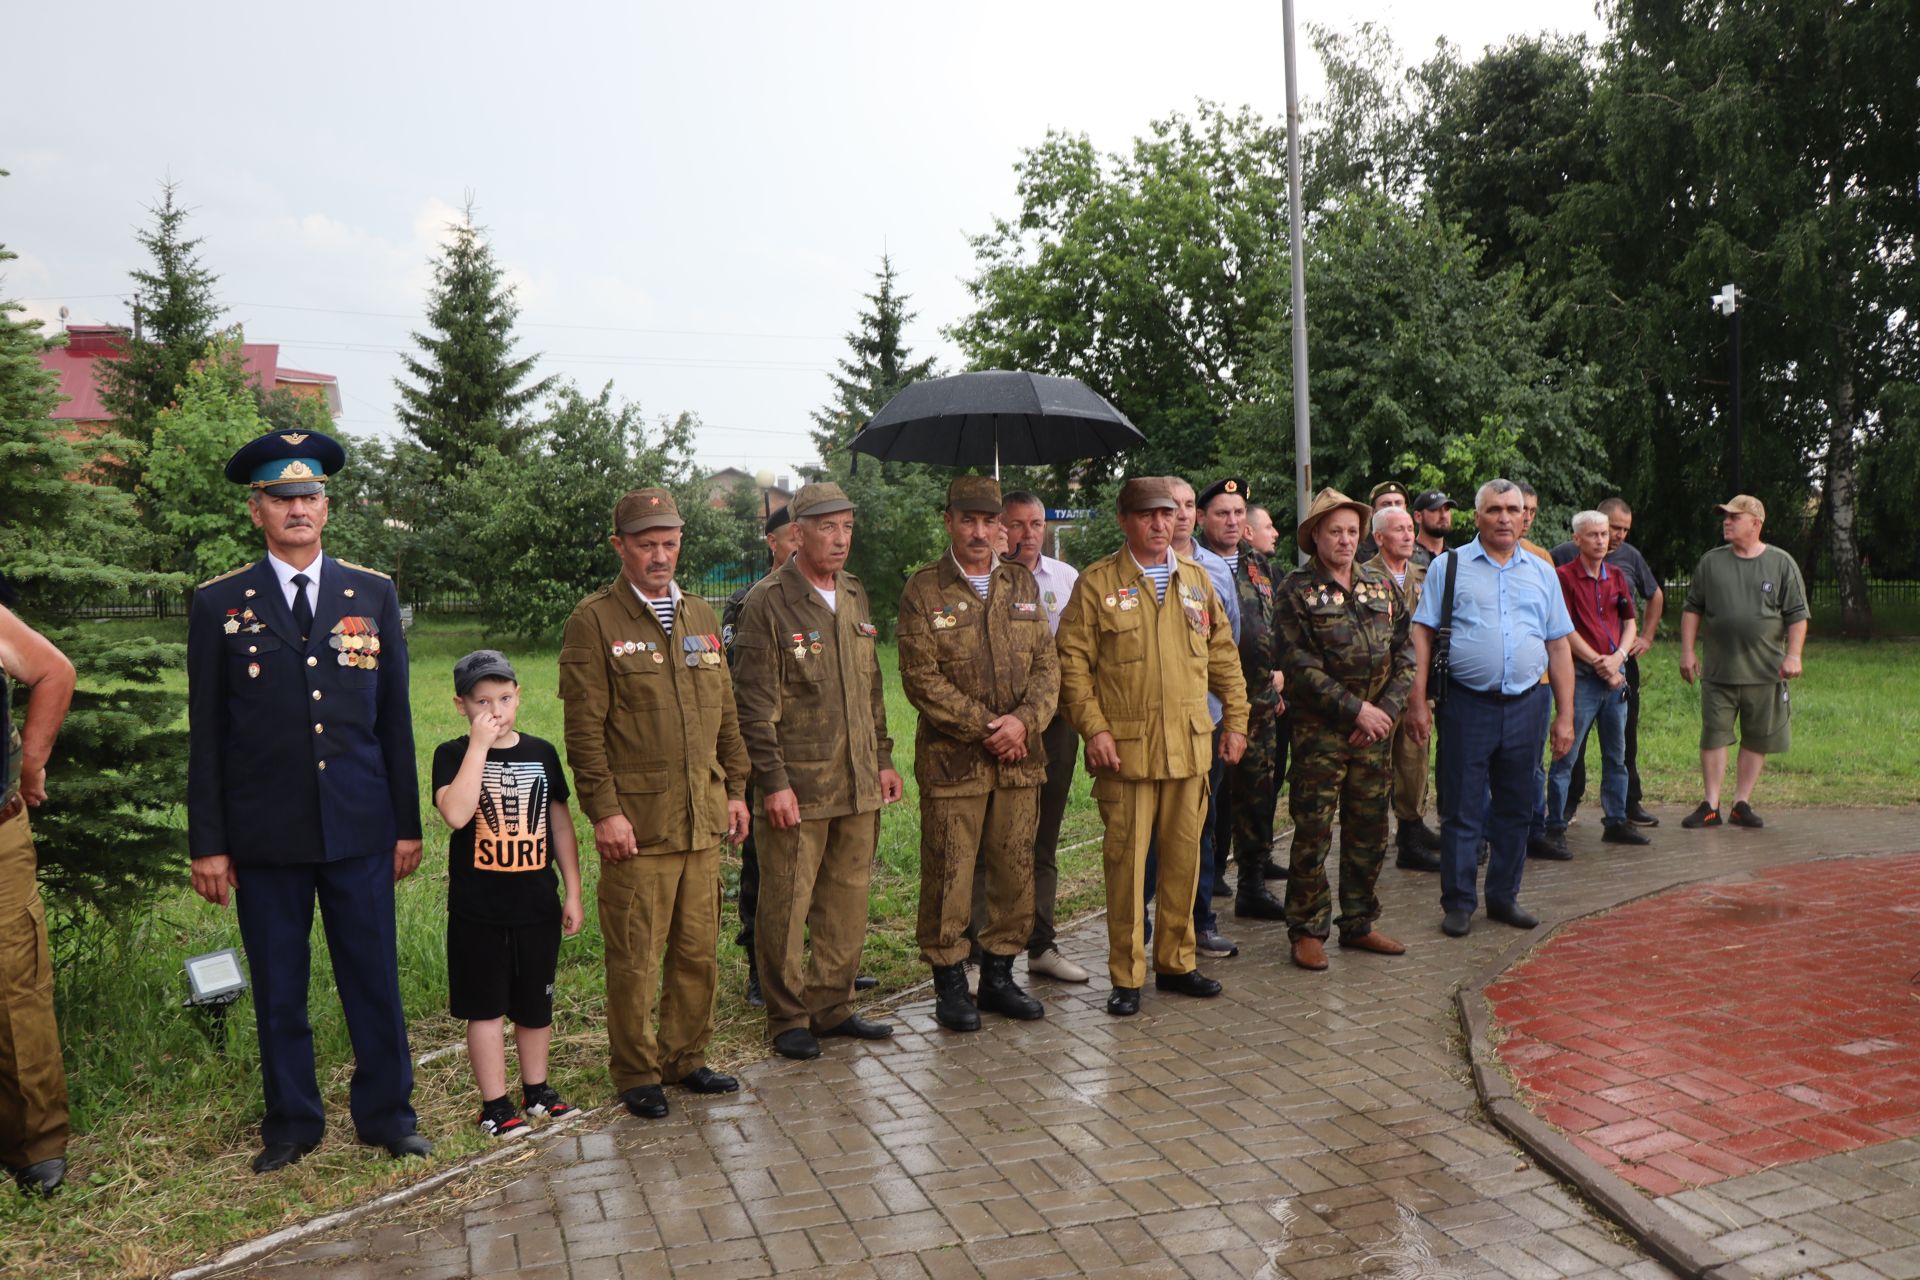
top-left (7, 1), bottom-right (1603, 482)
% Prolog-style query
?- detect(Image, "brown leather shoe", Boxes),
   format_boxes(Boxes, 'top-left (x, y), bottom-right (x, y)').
top-left (1340, 930), bottom-right (1407, 956)
top-left (1290, 936), bottom-right (1328, 970)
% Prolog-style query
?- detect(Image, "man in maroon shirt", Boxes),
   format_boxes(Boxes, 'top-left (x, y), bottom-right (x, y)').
top-left (1544, 511), bottom-right (1651, 853)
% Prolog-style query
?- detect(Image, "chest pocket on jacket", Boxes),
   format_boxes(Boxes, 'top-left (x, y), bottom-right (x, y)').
top-left (615, 660), bottom-right (670, 710)
top-left (1097, 608), bottom-right (1146, 663)
top-left (227, 634), bottom-right (284, 696)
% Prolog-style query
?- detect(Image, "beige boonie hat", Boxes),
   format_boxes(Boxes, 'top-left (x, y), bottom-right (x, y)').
top-left (1296, 487), bottom-right (1373, 548)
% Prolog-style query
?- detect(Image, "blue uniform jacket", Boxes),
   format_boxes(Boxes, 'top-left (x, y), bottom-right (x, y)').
top-left (188, 554), bottom-right (421, 866)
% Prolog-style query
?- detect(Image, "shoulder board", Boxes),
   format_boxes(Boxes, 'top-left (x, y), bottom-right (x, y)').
top-left (335, 559), bottom-right (392, 580)
top-left (199, 563), bottom-right (252, 589)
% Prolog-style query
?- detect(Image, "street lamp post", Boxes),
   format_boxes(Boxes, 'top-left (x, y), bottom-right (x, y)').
top-left (1711, 283), bottom-right (1742, 496)
top-left (1282, 0), bottom-right (1312, 562)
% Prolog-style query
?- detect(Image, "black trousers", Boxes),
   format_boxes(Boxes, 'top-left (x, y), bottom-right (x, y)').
top-left (735, 784), bottom-right (759, 952)
top-left (1567, 655), bottom-right (1643, 810)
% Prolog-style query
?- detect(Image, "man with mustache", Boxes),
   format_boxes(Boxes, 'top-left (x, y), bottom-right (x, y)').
top-left (187, 430), bottom-right (429, 1173)
top-left (898, 476), bottom-right (1058, 1032)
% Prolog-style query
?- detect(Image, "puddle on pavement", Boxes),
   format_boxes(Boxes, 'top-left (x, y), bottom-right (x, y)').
top-left (1699, 898), bottom-right (1803, 925)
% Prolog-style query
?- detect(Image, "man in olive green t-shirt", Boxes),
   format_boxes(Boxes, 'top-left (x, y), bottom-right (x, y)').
top-left (1678, 496), bottom-right (1809, 830)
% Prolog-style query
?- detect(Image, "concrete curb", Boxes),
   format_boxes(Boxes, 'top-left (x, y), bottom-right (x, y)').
top-left (169, 1108), bottom-right (592, 1280)
top-left (1457, 914), bottom-right (1758, 1280)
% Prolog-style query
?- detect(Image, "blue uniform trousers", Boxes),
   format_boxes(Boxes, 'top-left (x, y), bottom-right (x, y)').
top-left (1437, 683), bottom-right (1550, 917)
top-left (236, 850), bottom-right (416, 1148)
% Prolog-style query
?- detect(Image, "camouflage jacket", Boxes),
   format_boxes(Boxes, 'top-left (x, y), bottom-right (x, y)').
top-left (1199, 535), bottom-right (1283, 704)
top-left (1274, 558), bottom-right (1414, 730)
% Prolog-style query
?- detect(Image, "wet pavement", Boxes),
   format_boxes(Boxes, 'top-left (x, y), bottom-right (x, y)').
top-left (222, 806), bottom-right (1917, 1280)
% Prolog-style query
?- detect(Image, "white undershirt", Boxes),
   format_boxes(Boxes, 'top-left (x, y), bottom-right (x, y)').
top-left (816, 587), bottom-right (837, 613)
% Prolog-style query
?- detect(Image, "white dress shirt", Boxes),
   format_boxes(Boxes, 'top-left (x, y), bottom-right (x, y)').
top-left (267, 552), bottom-right (322, 616)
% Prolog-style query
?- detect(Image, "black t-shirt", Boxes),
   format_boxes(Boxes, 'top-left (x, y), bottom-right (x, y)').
top-left (431, 733), bottom-right (571, 925)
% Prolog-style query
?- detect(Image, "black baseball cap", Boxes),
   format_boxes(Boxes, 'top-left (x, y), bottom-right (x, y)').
top-left (1412, 490), bottom-right (1457, 513)
top-left (453, 649), bottom-right (518, 695)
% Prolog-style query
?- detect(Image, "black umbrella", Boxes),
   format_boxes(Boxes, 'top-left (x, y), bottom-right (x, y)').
top-left (853, 370), bottom-right (1145, 476)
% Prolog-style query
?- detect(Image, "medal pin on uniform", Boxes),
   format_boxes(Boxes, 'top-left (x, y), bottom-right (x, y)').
top-left (247, 662), bottom-right (260, 679)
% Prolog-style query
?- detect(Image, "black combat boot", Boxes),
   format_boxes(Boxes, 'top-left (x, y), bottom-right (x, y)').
top-left (932, 964), bottom-right (980, 1032)
top-left (976, 954), bottom-right (1044, 1021)
top-left (1394, 824), bottom-right (1442, 872)
top-left (1234, 881), bottom-right (1288, 920)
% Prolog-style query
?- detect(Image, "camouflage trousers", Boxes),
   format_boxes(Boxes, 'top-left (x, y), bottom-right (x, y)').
top-left (1284, 718), bottom-right (1392, 941)
top-left (1230, 694), bottom-right (1283, 874)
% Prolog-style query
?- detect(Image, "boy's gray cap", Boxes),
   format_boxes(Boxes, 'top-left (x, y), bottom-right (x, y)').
top-left (454, 649), bottom-right (518, 695)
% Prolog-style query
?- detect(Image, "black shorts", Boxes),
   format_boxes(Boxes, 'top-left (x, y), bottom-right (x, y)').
top-left (447, 914), bottom-right (561, 1027)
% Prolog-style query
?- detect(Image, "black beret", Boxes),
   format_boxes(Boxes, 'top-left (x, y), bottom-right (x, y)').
top-left (1198, 477), bottom-right (1249, 509)
top-left (765, 505), bottom-right (792, 536)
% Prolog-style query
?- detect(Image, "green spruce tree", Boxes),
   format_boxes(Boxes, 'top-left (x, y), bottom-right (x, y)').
top-left (94, 180), bottom-right (222, 492)
top-left (808, 256), bottom-right (945, 630)
top-left (394, 202), bottom-right (555, 477)
top-left (0, 214), bottom-right (188, 918)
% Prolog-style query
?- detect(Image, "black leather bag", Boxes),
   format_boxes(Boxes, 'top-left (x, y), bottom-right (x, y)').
top-left (1428, 551), bottom-right (1461, 709)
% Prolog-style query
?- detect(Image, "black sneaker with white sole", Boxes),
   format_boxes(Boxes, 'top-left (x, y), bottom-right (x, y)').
top-left (523, 1082), bottom-right (576, 1120)
top-left (479, 1098), bottom-right (530, 1139)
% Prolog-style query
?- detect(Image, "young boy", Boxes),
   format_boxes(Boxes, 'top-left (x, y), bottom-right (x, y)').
top-left (433, 650), bottom-right (584, 1138)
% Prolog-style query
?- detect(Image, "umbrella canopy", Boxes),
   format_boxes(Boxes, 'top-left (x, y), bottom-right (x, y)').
top-left (853, 370), bottom-right (1144, 474)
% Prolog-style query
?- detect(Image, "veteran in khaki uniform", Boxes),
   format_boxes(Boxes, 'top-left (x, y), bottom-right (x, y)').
top-left (1362, 505), bottom-right (1441, 871)
top-left (898, 476), bottom-right (1059, 1033)
top-left (1056, 477), bottom-right (1249, 1017)
top-left (560, 489), bottom-right (752, 1119)
top-left (1275, 489), bottom-right (1416, 971)
top-left (731, 482), bottom-right (903, 1060)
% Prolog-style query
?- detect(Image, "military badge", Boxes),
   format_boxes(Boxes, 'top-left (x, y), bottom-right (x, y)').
top-left (224, 612), bottom-right (241, 635)
top-left (247, 662), bottom-right (260, 679)
top-left (1012, 601), bottom-right (1039, 615)
top-left (856, 621), bottom-right (878, 637)
top-left (791, 632), bottom-right (807, 659)
top-left (1104, 594), bottom-right (1118, 608)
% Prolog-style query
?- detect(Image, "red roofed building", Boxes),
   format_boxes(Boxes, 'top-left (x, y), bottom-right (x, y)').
top-left (39, 325), bottom-right (343, 428)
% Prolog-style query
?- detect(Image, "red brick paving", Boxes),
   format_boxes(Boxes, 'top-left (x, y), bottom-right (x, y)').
top-left (1486, 852), bottom-right (1920, 1198)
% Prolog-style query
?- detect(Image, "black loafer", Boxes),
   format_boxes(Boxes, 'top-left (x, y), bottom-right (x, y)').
top-left (14, 1157), bottom-right (67, 1196)
top-left (819, 1014), bottom-right (894, 1040)
top-left (772, 1028), bottom-right (821, 1060)
top-left (384, 1134), bottom-right (434, 1160)
top-left (1441, 910), bottom-right (1473, 938)
top-left (251, 1142), bottom-right (317, 1174)
top-left (1153, 970), bottom-right (1223, 998)
top-left (1487, 902), bottom-right (1539, 930)
top-left (1106, 986), bottom-right (1141, 1016)
top-left (674, 1066), bottom-right (739, 1094)
top-left (621, 1085), bottom-right (669, 1118)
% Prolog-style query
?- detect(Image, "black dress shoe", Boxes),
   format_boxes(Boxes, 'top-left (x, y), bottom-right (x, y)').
top-left (621, 1085), bottom-right (669, 1118)
top-left (1106, 986), bottom-right (1141, 1016)
top-left (1210, 877), bottom-right (1233, 898)
top-left (384, 1134), bottom-right (434, 1160)
top-left (674, 1066), bottom-right (739, 1094)
top-left (14, 1157), bottom-right (67, 1196)
top-left (854, 974), bottom-right (879, 991)
top-left (1487, 902), bottom-right (1539, 929)
top-left (1153, 970), bottom-right (1223, 998)
top-left (1233, 885), bottom-right (1288, 920)
top-left (1627, 802), bottom-right (1660, 827)
top-left (1261, 858), bottom-right (1288, 881)
top-left (745, 967), bottom-right (764, 1009)
top-left (252, 1142), bottom-right (317, 1174)
top-left (1602, 821), bottom-right (1651, 846)
top-left (1527, 833), bottom-right (1572, 861)
top-left (1441, 910), bottom-right (1473, 938)
top-left (819, 1014), bottom-right (894, 1040)
top-left (772, 1028), bottom-right (821, 1059)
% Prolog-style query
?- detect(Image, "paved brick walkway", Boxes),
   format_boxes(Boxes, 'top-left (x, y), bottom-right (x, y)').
top-left (224, 807), bottom-right (1916, 1280)
top-left (1487, 853), bottom-right (1920, 1197)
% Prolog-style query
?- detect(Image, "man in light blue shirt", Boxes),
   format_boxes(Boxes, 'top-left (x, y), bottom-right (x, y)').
top-left (1405, 480), bottom-right (1575, 938)
top-left (1143, 479), bottom-right (1241, 960)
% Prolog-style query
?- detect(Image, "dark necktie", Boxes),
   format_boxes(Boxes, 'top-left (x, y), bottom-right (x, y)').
top-left (291, 573), bottom-right (313, 642)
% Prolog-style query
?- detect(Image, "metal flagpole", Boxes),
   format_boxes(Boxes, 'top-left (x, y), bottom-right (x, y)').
top-left (1282, 0), bottom-right (1312, 562)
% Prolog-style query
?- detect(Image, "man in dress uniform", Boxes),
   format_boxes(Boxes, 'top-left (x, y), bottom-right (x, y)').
top-left (188, 430), bottom-right (429, 1173)
top-left (1056, 477), bottom-right (1248, 1016)
top-left (898, 476), bottom-right (1059, 1032)
top-left (560, 488), bottom-right (752, 1120)
top-left (0, 599), bottom-right (76, 1195)
top-left (1196, 477), bottom-right (1289, 922)
top-left (731, 482), bottom-right (903, 1060)
top-left (1274, 489), bottom-right (1415, 971)
top-left (721, 505), bottom-right (802, 1008)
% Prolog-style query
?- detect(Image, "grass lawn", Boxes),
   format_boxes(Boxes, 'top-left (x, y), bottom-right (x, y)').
top-left (2, 617), bottom-right (1913, 1278)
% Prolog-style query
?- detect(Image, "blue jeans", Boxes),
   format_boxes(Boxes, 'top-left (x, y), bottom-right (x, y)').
top-left (1548, 670), bottom-right (1628, 829)
top-left (1146, 729), bottom-right (1225, 936)
top-left (1437, 683), bottom-right (1551, 916)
